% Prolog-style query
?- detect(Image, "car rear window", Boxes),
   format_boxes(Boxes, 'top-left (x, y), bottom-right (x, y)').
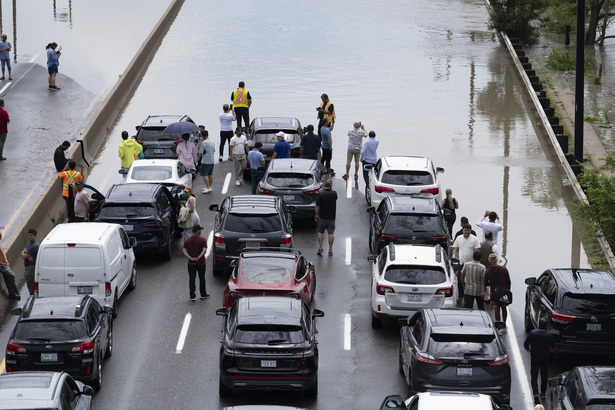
top-left (384, 214), bottom-right (444, 236)
top-left (429, 333), bottom-right (498, 357)
top-left (0, 373), bottom-right (53, 389)
top-left (234, 325), bottom-right (305, 344)
top-left (382, 171), bottom-right (433, 186)
top-left (384, 265), bottom-right (446, 285)
top-left (137, 128), bottom-right (174, 141)
top-left (99, 205), bottom-right (156, 218)
top-left (266, 173), bottom-right (314, 188)
top-left (14, 320), bottom-right (87, 341)
top-left (130, 166), bottom-right (173, 181)
top-left (586, 400), bottom-right (615, 408)
top-left (561, 294), bottom-right (615, 315)
top-left (241, 258), bottom-right (294, 283)
top-left (225, 214), bottom-right (282, 233)
top-left (255, 131), bottom-right (298, 144)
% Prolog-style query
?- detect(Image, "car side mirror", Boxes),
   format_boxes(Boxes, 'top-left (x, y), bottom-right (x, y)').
top-left (367, 255), bottom-right (377, 262)
top-left (103, 306), bottom-right (114, 315)
top-left (451, 257), bottom-right (461, 271)
top-left (81, 385), bottom-right (95, 396)
top-left (379, 395), bottom-right (406, 410)
top-left (363, 164), bottom-right (373, 171)
top-left (129, 237), bottom-right (137, 248)
top-left (118, 168), bottom-right (128, 176)
top-left (313, 309), bottom-right (325, 318)
top-left (215, 307), bottom-right (227, 316)
top-left (436, 167), bottom-right (444, 173)
top-left (10, 308), bottom-right (22, 316)
top-left (367, 206), bottom-right (375, 214)
top-left (287, 205), bottom-right (298, 213)
top-left (198, 125), bottom-right (205, 132)
top-left (135, 125), bottom-right (140, 131)
top-left (229, 260), bottom-right (237, 268)
top-left (209, 204), bottom-right (220, 212)
top-left (397, 318), bottom-right (409, 327)
top-left (525, 277), bottom-right (536, 286)
top-left (549, 375), bottom-right (564, 387)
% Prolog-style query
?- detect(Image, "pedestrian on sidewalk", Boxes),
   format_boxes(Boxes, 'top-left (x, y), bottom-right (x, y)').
top-left (219, 104), bottom-right (235, 161)
top-left (231, 81), bottom-right (251, 130)
top-left (73, 180), bottom-right (90, 222)
top-left (20, 228), bottom-right (38, 295)
top-left (229, 127), bottom-right (248, 186)
top-left (315, 180), bottom-right (337, 256)
top-left (248, 142), bottom-right (266, 195)
top-left (360, 130), bottom-right (379, 184)
top-left (46, 42), bottom-right (61, 91)
top-left (54, 141), bottom-right (71, 171)
top-left (316, 93), bottom-right (335, 136)
top-left (176, 133), bottom-right (197, 171)
top-left (320, 121), bottom-right (333, 171)
top-left (0, 34), bottom-right (12, 80)
top-left (524, 317), bottom-right (555, 404)
top-left (58, 160), bottom-right (82, 222)
top-left (118, 131), bottom-right (142, 172)
top-left (272, 132), bottom-right (290, 159)
top-left (199, 130), bottom-right (215, 194)
top-left (460, 250), bottom-right (486, 310)
top-left (343, 122), bottom-right (367, 181)
top-left (440, 188), bottom-right (458, 237)
top-left (476, 210), bottom-right (504, 244)
top-left (300, 124), bottom-right (321, 160)
top-left (0, 230), bottom-right (20, 300)
top-left (0, 99), bottom-right (10, 161)
top-left (486, 253), bottom-right (511, 324)
top-left (182, 224), bottom-right (209, 302)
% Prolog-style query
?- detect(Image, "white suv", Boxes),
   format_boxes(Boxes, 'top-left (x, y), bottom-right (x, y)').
top-left (364, 156), bottom-right (444, 207)
top-left (380, 392), bottom-right (512, 410)
top-left (369, 243), bottom-right (456, 328)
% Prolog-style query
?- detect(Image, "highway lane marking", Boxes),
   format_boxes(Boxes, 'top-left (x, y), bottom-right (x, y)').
top-left (345, 237), bottom-right (351, 265)
top-left (0, 82), bottom-right (11, 94)
top-left (221, 173), bottom-right (231, 195)
top-left (344, 314), bottom-right (351, 350)
top-left (2, 174), bottom-right (48, 232)
top-left (507, 322), bottom-right (533, 407)
top-left (175, 313), bottom-right (192, 354)
top-left (205, 230), bottom-right (213, 257)
top-left (0, 357), bottom-right (4, 373)
top-left (346, 178), bottom-right (352, 199)
top-left (28, 52), bottom-right (40, 63)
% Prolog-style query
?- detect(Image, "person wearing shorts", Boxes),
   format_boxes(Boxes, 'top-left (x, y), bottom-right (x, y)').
top-left (198, 130), bottom-right (215, 193)
top-left (315, 180), bottom-right (337, 256)
top-left (46, 42), bottom-right (61, 90)
top-left (343, 122), bottom-right (367, 181)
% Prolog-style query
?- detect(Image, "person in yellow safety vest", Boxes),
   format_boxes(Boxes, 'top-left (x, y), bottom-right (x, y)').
top-left (58, 160), bottom-right (83, 222)
top-left (231, 81), bottom-right (252, 130)
top-left (316, 93), bottom-right (335, 137)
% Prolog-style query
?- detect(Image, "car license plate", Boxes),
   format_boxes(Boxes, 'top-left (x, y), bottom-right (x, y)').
top-left (457, 367), bottom-right (473, 377)
top-left (587, 323), bottom-right (602, 331)
top-left (153, 148), bottom-right (165, 154)
top-left (123, 225), bottom-right (133, 232)
top-left (283, 195), bottom-right (295, 202)
top-left (78, 286), bottom-right (93, 294)
top-left (408, 294), bottom-right (422, 302)
top-left (41, 353), bottom-right (58, 362)
top-left (246, 242), bottom-right (260, 249)
top-left (261, 360), bottom-right (276, 368)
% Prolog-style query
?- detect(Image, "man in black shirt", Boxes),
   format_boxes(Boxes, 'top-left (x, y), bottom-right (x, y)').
top-left (453, 216), bottom-right (477, 241)
top-left (524, 317), bottom-right (555, 403)
top-left (54, 140), bottom-right (70, 172)
top-left (300, 124), bottom-right (321, 160)
top-left (315, 180), bottom-right (337, 256)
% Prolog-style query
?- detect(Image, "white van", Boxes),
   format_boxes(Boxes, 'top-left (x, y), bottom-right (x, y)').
top-left (35, 223), bottom-right (137, 316)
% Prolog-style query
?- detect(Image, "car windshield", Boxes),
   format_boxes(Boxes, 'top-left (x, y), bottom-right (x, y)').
top-left (384, 265), bottom-right (446, 285)
top-left (234, 324), bottom-right (305, 344)
top-left (429, 333), bottom-right (498, 357)
top-left (14, 320), bottom-right (87, 341)
top-left (255, 131), bottom-right (298, 144)
top-left (384, 214), bottom-right (444, 235)
top-left (99, 204), bottom-right (156, 218)
top-left (266, 173), bottom-right (314, 188)
top-left (137, 128), bottom-right (175, 141)
top-left (586, 400), bottom-right (615, 409)
top-left (225, 214), bottom-right (282, 233)
top-left (241, 257), bottom-right (294, 283)
top-left (382, 170), bottom-right (433, 186)
top-left (561, 294), bottom-right (615, 315)
top-left (130, 166), bottom-right (173, 181)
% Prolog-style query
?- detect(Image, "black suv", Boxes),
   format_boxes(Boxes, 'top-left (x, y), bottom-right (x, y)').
top-left (209, 195), bottom-right (294, 276)
top-left (96, 183), bottom-right (180, 260)
top-left (399, 308), bottom-right (511, 405)
top-left (367, 196), bottom-right (450, 254)
top-left (6, 296), bottom-right (113, 391)
top-left (135, 114), bottom-right (205, 162)
top-left (216, 296), bottom-right (324, 397)
top-left (549, 366), bottom-right (615, 409)
top-left (524, 268), bottom-right (615, 355)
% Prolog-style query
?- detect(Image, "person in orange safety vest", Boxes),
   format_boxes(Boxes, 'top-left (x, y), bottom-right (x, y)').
top-left (58, 160), bottom-right (82, 222)
top-left (316, 93), bottom-right (335, 137)
top-left (231, 81), bottom-right (252, 130)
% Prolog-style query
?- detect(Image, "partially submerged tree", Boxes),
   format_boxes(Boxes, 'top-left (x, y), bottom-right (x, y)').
top-left (488, 0), bottom-right (550, 44)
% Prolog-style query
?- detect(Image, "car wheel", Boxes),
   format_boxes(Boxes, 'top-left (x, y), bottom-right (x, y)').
top-left (112, 294), bottom-right (118, 319)
top-left (219, 377), bottom-right (232, 397)
top-left (524, 303), bottom-right (534, 332)
top-left (161, 232), bottom-right (172, 261)
top-left (304, 378), bottom-right (318, 399)
top-left (365, 184), bottom-right (371, 206)
top-left (213, 263), bottom-right (224, 277)
top-left (371, 313), bottom-right (382, 329)
top-left (105, 322), bottom-right (113, 358)
top-left (127, 264), bottom-right (137, 291)
top-left (91, 353), bottom-right (103, 392)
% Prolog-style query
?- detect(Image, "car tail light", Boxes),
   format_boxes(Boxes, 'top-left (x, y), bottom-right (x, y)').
top-left (281, 234), bottom-right (292, 245)
top-left (488, 355), bottom-right (509, 366)
top-left (214, 233), bottom-right (225, 244)
top-left (379, 234), bottom-right (397, 243)
top-left (377, 284), bottom-right (395, 295)
top-left (67, 243), bottom-right (76, 247)
top-left (551, 311), bottom-right (575, 323)
top-left (417, 352), bottom-right (442, 364)
top-left (293, 346), bottom-right (315, 358)
top-left (431, 236), bottom-right (448, 244)
top-left (34, 282), bottom-right (39, 297)
top-left (105, 282), bottom-right (112, 297)
top-left (6, 342), bottom-right (26, 355)
top-left (374, 185), bottom-right (395, 194)
top-left (420, 187), bottom-right (440, 196)
top-left (143, 220), bottom-right (163, 228)
top-left (259, 185), bottom-right (275, 194)
top-left (72, 340), bottom-right (95, 354)
top-left (436, 286), bottom-right (453, 298)
top-left (304, 185), bottom-right (322, 195)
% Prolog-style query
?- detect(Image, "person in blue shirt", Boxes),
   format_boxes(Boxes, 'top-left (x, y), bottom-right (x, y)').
top-left (0, 35), bottom-right (12, 80)
top-left (46, 42), bottom-right (62, 91)
top-left (320, 121), bottom-right (333, 170)
top-left (247, 142), bottom-right (266, 194)
top-left (272, 132), bottom-right (290, 159)
top-left (360, 130), bottom-right (379, 184)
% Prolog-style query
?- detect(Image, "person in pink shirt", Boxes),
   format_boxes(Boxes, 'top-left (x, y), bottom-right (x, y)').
top-left (0, 99), bottom-right (10, 160)
top-left (176, 133), bottom-right (197, 170)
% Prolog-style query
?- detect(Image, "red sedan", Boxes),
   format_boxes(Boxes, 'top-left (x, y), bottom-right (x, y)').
top-left (222, 250), bottom-right (316, 308)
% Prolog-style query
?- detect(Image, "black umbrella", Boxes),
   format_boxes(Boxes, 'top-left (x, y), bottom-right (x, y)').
top-left (162, 121), bottom-right (200, 136)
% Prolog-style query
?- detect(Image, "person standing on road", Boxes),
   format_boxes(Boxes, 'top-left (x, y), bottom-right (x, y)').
top-left (248, 142), bottom-right (266, 195)
top-left (0, 35), bottom-right (12, 80)
top-left (0, 99), bottom-right (10, 161)
top-left (453, 216), bottom-right (476, 241)
top-left (476, 210), bottom-right (504, 244)
top-left (272, 132), bottom-right (290, 159)
top-left (199, 130), bottom-right (215, 194)
top-left (486, 253), bottom-right (511, 324)
top-left (452, 223), bottom-right (480, 303)
top-left (524, 317), bottom-right (555, 404)
top-left (176, 133), bottom-right (197, 171)
top-left (73, 180), bottom-right (90, 222)
top-left (182, 224), bottom-right (209, 302)
top-left (0, 230), bottom-right (20, 300)
top-left (315, 180), bottom-right (337, 256)
top-left (320, 121), bottom-right (333, 171)
top-left (440, 188), bottom-right (458, 237)
top-left (231, 81), bottom-right (251, 130)
top-left (58, 160), bottom-right (82, 222)
top-left (54, 141), bottom-right (71, 171)
top-left (219, 104), bottom-right (235, 161)
top-left (118, 131), bottom-right (142, 172)
top-left (20, 228), bottom-right (38, 296)
top-left (360, 130), bottom-right (379, 185)
top-left (316, 93), bottom-right (335, 136)
top-left (300, 124), bottom-right (321, 160)
top-left (479, 231), bottom-right (495, 270)
top-left (46, 42), bottom-right (61, 91)
top-left (343, 122), bottom-right (367, 181)
top-left (460, 250), bottom-right (486, 310)
top-left (229, 127), bottom-right (248, 186)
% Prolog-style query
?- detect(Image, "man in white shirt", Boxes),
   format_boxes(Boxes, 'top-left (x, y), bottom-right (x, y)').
top-left (452, 223), bottom-right (480, 303)
top-left (229, 127), bottom-right (248, 186)
top-left (476, 210), bottom-right (504, 244)
top-left (219, 104), bottom-right (236, 162)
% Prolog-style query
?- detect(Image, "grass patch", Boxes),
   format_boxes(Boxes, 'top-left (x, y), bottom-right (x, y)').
top-left (546, 48), bottom-right (595, 71)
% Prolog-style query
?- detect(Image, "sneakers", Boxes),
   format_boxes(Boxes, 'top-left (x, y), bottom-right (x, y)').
top-left (202, 188), bottom-right (212, 194)
top-left (317, 248), bottom-right (323, 255)
top-left (190, 297), bottom-right (196, 301)
top-left (200, 294), bottom-right (210, 299)
top-left (328, 250), bottom-right (333, 256)
top-left (0, 156), bottom-right (6, 161)
top-left (8, 77), bottom-right (11, 80)
top-left (49, 85), bottom-right (60, 91)
top-left (540, 393), bottom-right (546, 400)
top-left (236, 180), bottom-right (241, 186)
top-left (219, 155), bottom-right (223, 162)
top-left (342, 174), bottom-right (349, 181)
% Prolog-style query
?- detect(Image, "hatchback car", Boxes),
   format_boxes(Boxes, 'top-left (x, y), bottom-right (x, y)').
top-left (123, 159), bottom-right (191, 192)
top-left (524, 268), bottom-right (615, 355)
top-left (96, 183), bottom-right (180, 260)
top-left (0, 371), bottom-right (94, 410)
top-left (135, 114), bottom-right (204, 162)
top-left (209, 195), bottom-right (294, 276)
top-left (216, 297), bottom-right (324, 398)
top-left (548, 366), bottom-right (615, 409)
top-left (223, 249), bottom-right (316, 308)
top-left (369, 244), bottom-right (456, 328)
top-left (365, 156), bottom-right (444, 207)
top-left (6, 296), bottom-right (113, 391)
top-left (258, 158), bottom-right (330, 219)
top-left (380, 392), bottom-right (512, 410)
top-left (368, 196), bottom-right (450, 254)
top-left (399, 308), bottom-right (511, 405)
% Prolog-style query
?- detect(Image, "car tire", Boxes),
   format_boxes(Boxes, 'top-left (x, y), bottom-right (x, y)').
top-left (105, 322), bottom-right (113, 358)
top-left (219, 377), bottom-right (232, 397)
top-left (213, 264), bottom-right (224, 277)
top-left (112, 294), bottom-right (118, 319)
top-left (524, 303), bottom-right (534, 332)
top-left (304, 378), bottom-right (318, 399)
top-left (365, 184), bottom-right (371, 206)
top-left (91, 353), bottom-right (103, 392)
top-left (161, 232), bottom-right (172, 261)
top-left (371, 313), bottom-right (382, 329)
top-left (127, 264), bottom-right (137, 291)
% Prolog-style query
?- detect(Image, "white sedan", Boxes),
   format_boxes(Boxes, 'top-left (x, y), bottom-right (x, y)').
top-left (380, 391), bottom-right (512, 410)
top-left (124, 159), bottom-right (191, 192)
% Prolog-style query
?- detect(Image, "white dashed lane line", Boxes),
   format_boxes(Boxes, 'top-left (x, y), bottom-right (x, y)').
top-left (345, 237), bottom-right (352, 265)
top-left (175, 313), bottom-right (192, 354)
top-left (346, 179), bottom-right (352, 199)
top-left (344, 314), bottom-right (351, 351)
top-left (221, 173), bottom-right (231, 195)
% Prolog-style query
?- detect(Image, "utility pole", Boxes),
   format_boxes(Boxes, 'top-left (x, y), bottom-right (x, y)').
top-left (574, 0), bottom-right (585, 165)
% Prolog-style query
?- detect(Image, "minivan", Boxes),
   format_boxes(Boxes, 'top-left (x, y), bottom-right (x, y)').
top-left (34, 223), bottom-right (137, 317)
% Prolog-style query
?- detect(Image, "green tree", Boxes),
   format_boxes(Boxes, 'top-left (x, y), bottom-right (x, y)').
top-left (488, 0), bottom-right (550, 44)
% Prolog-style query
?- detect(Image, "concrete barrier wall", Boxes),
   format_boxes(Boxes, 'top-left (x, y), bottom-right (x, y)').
top-left (0, 0), bottom-right (184, 315)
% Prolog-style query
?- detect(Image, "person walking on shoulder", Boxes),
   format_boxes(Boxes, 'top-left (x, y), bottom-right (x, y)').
top-left (0, 99), bottom-right (9, 161)
top-left (360, 130), bottom-right (379, 185)
top-left (58, 160), bottom-right (82, 222)
top-left (300, 124), bottom-right (321, 160)
top-left (460, 250), bottom-right (486, 310)
top-left (118, 131), bottom-right (142, 172)
top-left (231, 81), bottom-right (251, 130)
top-left (199, 130), bottom-right (215, 194)
top-left (343, 122), bottom-right (367, 181)
top-left (320, 121), bottom-right (333, 171)
top-left (524, 317), bottom-right (555, 404)
top-left (20, 228), bottom-right (38, 295)
top-left (0, 230), bottom-right (20, 300)
top-left (440, 188), bottom-right (458, 237)
top-left (46, 42), bottom-right (61, 91)
top-left (248, 142), bottom-right (266, 195)
top-left (315, 180), bottom-right (337, 256)
top-left (272, 132), bottom-right (290, 159)
top-left (219, 104), bottom-right (235, 161)
top-left (0, 35), bottom-right (12, 80)
top-left (182, 224), bottom-right (209, 301)
top-left (229, 127), bottom-right (248, 186)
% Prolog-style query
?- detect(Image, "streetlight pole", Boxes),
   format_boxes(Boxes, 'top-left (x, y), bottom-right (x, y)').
top-left (574, 0), bottom-right (585, 165)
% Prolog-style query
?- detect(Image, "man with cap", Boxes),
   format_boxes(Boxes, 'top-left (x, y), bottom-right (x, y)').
top-left (247, 142), bottom-right (266, 194)
top-left (315, 180), bottom-right (337, 256)
top-left (272, 131), bottom-right (290, 159)
top-left (182, 224), bottom-right (209, 301)
top-left (73, 180), bottom-right (90, 222)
